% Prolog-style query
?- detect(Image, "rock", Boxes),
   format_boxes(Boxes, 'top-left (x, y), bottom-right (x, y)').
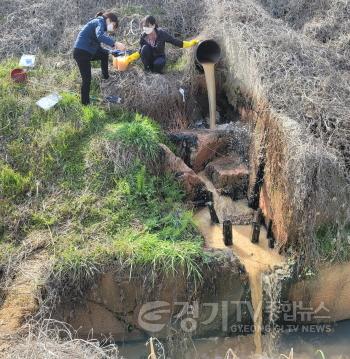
top-left (159, 144), bottom-right (209, 202)
top-left (168, 129), bottom-right (232, 172)
top-left (205, 155), bottom-right (249, 200)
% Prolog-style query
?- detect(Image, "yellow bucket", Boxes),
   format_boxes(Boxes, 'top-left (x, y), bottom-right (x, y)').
top-left (113, 56), bottom-right (129, 71)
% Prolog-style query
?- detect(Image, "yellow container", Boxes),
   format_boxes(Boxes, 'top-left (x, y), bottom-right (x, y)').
top-left (113, 56), bottom-right (129, 71)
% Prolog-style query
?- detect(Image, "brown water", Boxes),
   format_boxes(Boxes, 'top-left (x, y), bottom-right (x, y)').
top-left (197, 172), bottom-right (253, 223)
top-left (202, 63), bottom-right (217, 129)
top-left (117, 204), bottom-right (350, 358)
top-left (290, 262), bottom-right (350, 323)
top-left (194, 207), bottom-right (285, 354)
top-left (118, 320), bottom-right (350, 358)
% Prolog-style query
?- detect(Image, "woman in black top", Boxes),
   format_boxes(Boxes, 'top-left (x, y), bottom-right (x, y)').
top-left (138, 15), bottom-right (198, 73)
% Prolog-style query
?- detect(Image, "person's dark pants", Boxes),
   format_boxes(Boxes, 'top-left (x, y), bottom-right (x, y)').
top-left (73, 48), bottom-right (109, 105)
top-left (140, 44), bottom-right (166, 74)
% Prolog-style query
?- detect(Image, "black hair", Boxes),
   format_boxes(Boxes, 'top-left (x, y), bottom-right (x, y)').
top-left (141, 15), bottom-right (158, 28)
top-left (96, 11), bottom-right (119, 27)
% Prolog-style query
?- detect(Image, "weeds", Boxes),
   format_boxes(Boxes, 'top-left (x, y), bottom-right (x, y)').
top-left (105, 113), bottom-right (161, 160)
top-left (316, 224), bottom-right (350, 262)
top-left (0, 164), bottom-right (31, 198)
top-left (2, 319), bottom-right (121, 358)
top-left (48, 168), bottom-right (205, 292)
top-left (92, 114), bottom-right (163, 177)
top-left (0, 57), bottom-right (207, 302)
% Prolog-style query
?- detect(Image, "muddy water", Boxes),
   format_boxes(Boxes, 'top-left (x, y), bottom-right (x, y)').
top-left (197, 172), bottom-right (252, 223)
top-left (290, 262), bottom-right (350, 323)
top-left (118, 320), bottom-right (350, 358)
top-left (194, 207), bottom-right (284, 354)
top-left (202, 63), bottom-right (217, 129)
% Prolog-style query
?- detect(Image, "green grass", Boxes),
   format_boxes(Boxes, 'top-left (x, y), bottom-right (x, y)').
top-left (104, 112), bottom-right (162, 160)
top-left (34, 167), bottom-right (205, 284)
top-left (82, 113), bottom-right (164, 182)
top-left (0, 164), bottom-right (31, 198)
top-left (166, 55), bottom-right (188, 72)
top-left (316, 223), bottom-right (350, 262)
top-left (0, 56), bottom-right (207, 293)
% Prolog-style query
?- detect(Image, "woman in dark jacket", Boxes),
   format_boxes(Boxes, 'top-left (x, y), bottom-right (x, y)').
top-left (127, 15), bottom-right (198, 73)
top-left (73, 11), bottom-right (126, 105)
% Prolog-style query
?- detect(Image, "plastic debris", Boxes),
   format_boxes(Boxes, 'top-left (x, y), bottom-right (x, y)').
top-left (179, 88), bottom-right (185, 103)
top-left (36, 93), bottom-right (61, 111)
top-left (19, 55), bottom-right (36, 67)
top-left (105, 95), bottom-right (121, 104)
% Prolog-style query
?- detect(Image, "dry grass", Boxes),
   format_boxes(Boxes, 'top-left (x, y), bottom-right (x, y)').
top-left (0, 0), bottom-right (202, 57)
top-left (2, 319), bottom-right (122, 359)
top-left (0, 231), bottom-right (51, 304)
top-left (199, 0), bottom-right (350, 261)
top-left (203, 0), bottom-right (350, 174)
top-left (1, 0), bottom-right (349, 193)
top-left (101, 64), bottom-right (196, 128)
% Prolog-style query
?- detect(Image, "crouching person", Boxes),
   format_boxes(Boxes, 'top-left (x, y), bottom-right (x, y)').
top-left (125, 15), bottom-right (199, 73)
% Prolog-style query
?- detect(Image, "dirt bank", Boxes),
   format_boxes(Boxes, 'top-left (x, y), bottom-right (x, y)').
top-left (54, 251), bottom-right (251, 341)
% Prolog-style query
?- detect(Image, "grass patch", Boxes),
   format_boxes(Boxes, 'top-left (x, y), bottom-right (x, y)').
top-left (0, 163), bottom-right (31, 198)
top-left (85, 113), bottom-right (164, 179)
top-left (316, 223), bottom-right (350, 262)
top-left (48, 169), bottom-right (206, 290)
top-left (166, 55), bottom-right (188, 72)
top-left (104, 113), bottom-right (161, 159)
top-left (0, 56), bottom-right (207, 294)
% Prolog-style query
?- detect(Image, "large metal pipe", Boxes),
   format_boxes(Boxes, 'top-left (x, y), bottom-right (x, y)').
top-left (196, 40), bottom-right (221, 129)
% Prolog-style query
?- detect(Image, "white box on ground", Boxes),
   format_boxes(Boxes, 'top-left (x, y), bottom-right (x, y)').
top-left (36, 93), bottom-right (61, 111)
top-left (19, 55), bottom-right (36, 67)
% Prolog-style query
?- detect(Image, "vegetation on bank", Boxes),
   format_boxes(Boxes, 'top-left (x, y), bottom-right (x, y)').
top-left (0, 57), bottom-right (207, 292)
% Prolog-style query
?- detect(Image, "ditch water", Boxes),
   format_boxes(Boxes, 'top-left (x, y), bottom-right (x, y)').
top-left (194, 206), bottom-right (285, 355)
top-left (118, 320), bottom-right (350, 358)
top-left (121, 39), bottom-right (350, 359)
